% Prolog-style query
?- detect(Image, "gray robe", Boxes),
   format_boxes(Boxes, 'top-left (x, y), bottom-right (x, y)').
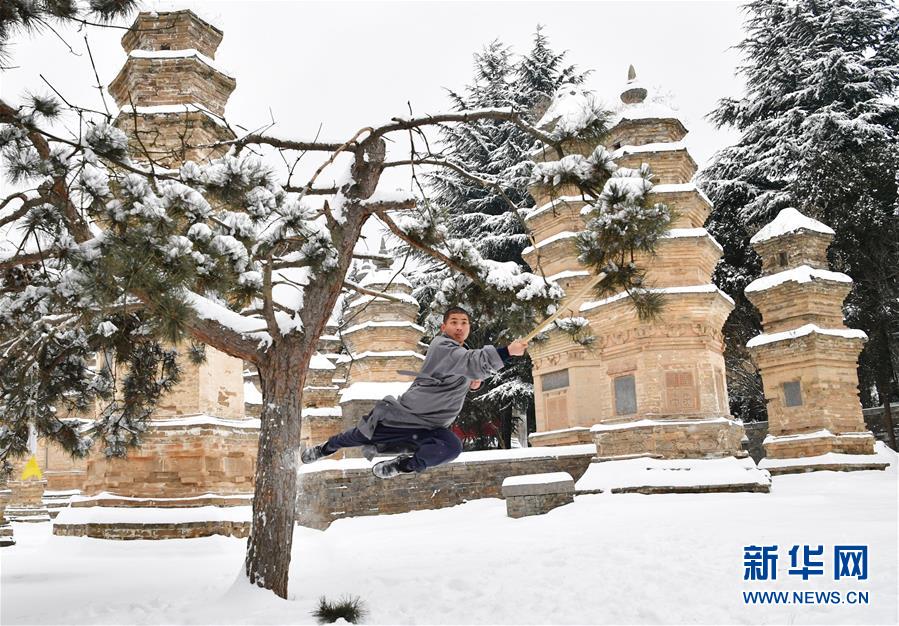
top-left (357, 333), bottom-right (506, 438)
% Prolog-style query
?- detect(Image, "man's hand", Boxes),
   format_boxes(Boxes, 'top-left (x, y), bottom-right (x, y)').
top-left (469, 379), bottom-right (482, 391)
top-left (507, 339), bottom-right (528, 356)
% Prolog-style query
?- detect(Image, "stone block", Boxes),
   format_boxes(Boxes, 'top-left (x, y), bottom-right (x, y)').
top-left (501, 472), bottom-right (574, 497)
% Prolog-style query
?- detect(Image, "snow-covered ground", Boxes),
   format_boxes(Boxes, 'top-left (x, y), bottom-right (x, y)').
top-left (2, 446), bottom-right (897, 625)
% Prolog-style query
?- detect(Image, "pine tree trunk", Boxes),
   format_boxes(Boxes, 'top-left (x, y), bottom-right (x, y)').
top-left (876, 379), bottom-right (897, 451)
top-left (500, 404), bottom-right (513, 449)
top-left (244, 338), bottom-right (308, 599)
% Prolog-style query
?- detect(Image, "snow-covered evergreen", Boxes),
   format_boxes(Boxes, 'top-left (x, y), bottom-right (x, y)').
top-left (701, 0), bottom-right (899, 423)
top-left (411, 29), bottom-right (591, 448)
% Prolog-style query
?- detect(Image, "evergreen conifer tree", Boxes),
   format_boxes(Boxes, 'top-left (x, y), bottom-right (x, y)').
top-left (701, 0), bottom-right (899, 446)
top-left (415, 28), bottom-right (589, 448)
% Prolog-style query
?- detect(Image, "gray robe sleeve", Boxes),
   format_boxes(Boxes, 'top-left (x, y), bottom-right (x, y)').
top-left (430, 336), bottom-right (505, 379)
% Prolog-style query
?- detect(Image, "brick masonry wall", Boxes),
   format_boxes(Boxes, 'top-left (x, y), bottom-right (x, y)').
top-left (113, 112), bottom-right (232, 168)
top-left (605, 119), bottom-right (687, 149)
top-left (296, 450), bottom-right (595, 529)
top-left (615, 150), bottom-right (697, 185)
top-left (121, 11), bottom-right (224, 58)
top-left (53, 520), bottom-right (249, 540)
top-left (593, 420), bottom-right (745, 459)
top-left (506, 492), bottom-right (574, 518)
top-left (81, 423), bottom-right (258, 498)
top-left (754, 232), bottom-right (832, 276)
top-left (109, 57), bottom-right (235, 115)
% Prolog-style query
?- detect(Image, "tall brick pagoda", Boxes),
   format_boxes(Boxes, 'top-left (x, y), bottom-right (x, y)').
top-left (109, 9), bottom-right (235, 166)
top-left (52, 10), bottom-right (257, 540)
top-left (525, 70), bottom-right (767, 493)
top-left (745, 207), bottom-right (888, 474)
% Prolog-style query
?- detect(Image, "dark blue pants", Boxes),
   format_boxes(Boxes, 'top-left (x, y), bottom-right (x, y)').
top-left (322, 424), bottom-right (462, 472)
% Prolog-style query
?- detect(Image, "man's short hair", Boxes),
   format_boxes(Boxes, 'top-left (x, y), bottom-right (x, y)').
top-left (442, 306), bottom-right (471, 324)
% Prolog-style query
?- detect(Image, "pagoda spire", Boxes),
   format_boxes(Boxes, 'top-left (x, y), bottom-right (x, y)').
top-left (620, 64), bottom-right (647, 104)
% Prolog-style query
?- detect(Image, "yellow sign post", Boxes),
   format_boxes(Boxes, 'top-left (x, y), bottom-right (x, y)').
top-left (20, 455), bottom-right (43, 481)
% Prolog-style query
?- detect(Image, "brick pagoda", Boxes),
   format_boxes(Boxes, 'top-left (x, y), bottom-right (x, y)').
top-left (524, 70), bottom-right (767, 493)
top-left (52, 10), bottom-right (257, 540)
top-left (745, 207), bottom-right (888, 474)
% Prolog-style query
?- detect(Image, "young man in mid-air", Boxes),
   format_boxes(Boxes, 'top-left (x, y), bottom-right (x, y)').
top-left (301, 306), bottom-right (528, 478)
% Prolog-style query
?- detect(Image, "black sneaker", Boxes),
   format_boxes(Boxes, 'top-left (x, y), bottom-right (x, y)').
top-left (372, 454), bottom-right (414, 479)
top-left (300, 444), bottom-right (329, 464)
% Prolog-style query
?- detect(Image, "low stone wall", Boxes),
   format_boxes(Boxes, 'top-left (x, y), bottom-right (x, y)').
top-left (502, 472), bottom-right (575, 518)
top-left (592, 418), bottom-right (745, 459)
top-left (296, 445), bottom-right (596, 529)
top-left (53, 520), bottom-right (249, 540)
top-left (506, 491), bottom-right (573, 518)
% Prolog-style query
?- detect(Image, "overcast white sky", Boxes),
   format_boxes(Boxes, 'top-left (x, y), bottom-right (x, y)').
top-left (2, 0), bottom-right (747, 251)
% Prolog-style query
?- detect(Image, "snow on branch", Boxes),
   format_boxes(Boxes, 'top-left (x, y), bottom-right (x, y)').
top-left (378, 208), bottom-right (563, 307)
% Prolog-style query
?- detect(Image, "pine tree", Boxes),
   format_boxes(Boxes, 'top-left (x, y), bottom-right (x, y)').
top-left (414, 28), bottom-right (590, 449)
top-left (701, 0), bottom-right (899, 445)
top-left (0, 10), bottom-right (616, 598)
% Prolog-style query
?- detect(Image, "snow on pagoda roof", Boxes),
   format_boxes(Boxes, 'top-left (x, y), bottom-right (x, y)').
top-left (340, 320), bottom-right (424, 335)
top-left (302, 407), bottom-right (342, 418)
top-left (128, 48), bottom-right (234, 79)
top-left (147, 414), bottom-right (260, 429)
top-left (610, 141), bottom-right (687, 160)
top-left (338, 381), bottom-right (413, 402)
top-left (118, 103), bottom-right (227, 128)
top-left (359, 268), bottom-right (412, 288)
top-left (536, 83), bottom-right (603, 139)
top-left (143, 2), bottom-right (225, 31)
top-left (546, 269), bottom-right (590, 283)
top-left (335, 350), bottom-right (425, 362)
top-left (309, 353), bottom-right (336, 370)
top-left (745, 265), bottom-right (852, 293)
top-left (524, 195), bottom-right (588, 221)
top-left (580, 284), bottom-right (735, 312)
top-left (650, 182), bottom-right (714, 208)
top-left (661, 228), bottom-right (723, 252)
top-left (749, 207), bottom-right (835, 244)
top-left (746, 323), bottom-right (867, 348)
top-left (608, 100), bottom-right (682, 127)
top-left (243, 381), bottom-right (262, 405)
top-left (521, 230), bottom-right (578, 255)
top-left (346, 293), bottom-right (419, 308)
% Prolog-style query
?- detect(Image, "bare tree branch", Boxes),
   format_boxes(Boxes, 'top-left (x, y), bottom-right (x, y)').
top-left (0, 194), bottom-right (43, 229)
top-left (342, 279), bottom-right (408, 304)
top-left (0, 249), bottom-right (62, 272)
top-left (357, 196), bottom-right (417, 215)
top-left (196, 133), bottom-right (347, 153)
top-left (83, 34), bottom-right (112, 119)
top-left (283, 185), bottom-right (337, 195)
top-left (382, 156), bottom-right (551, 280)
top-left (131, 288), bottom-right (265, 363)
top-left (370, 108), bottom-right (561, 155)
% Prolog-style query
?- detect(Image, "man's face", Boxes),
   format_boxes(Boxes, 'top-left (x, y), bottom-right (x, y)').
top-left (441, 313), bottom-right (471, 345)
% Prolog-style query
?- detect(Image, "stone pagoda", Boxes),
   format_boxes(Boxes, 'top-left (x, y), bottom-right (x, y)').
top-left (744, 208), bottom-right (888, 474)
top-left (336, 247), bottom-right (424, 456)
top-left (109, 9), bottom-right (235, 166)
top-left (524, 70), bottom-right (767, 493)
top-left (52, 10), bottom-right (257, 540)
